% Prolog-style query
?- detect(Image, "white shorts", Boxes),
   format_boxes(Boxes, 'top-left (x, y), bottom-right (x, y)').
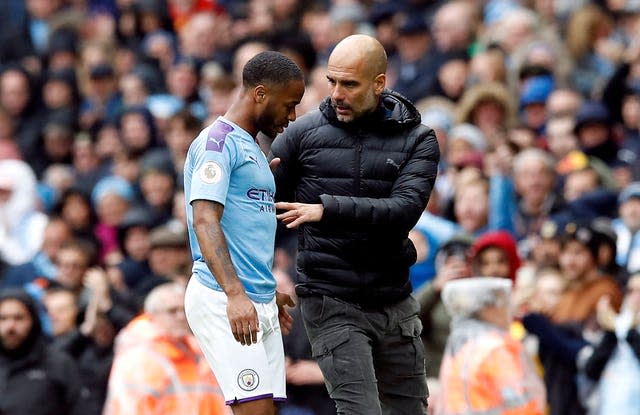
top-left (184, 276), bottom-right (286, 405)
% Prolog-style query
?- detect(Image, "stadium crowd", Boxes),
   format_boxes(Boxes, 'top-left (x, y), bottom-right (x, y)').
top-left (1, 0), bottom-right (640, 414)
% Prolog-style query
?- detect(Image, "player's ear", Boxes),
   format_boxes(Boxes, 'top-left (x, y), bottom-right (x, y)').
top-left (253, 85), bottom-right (267, 104)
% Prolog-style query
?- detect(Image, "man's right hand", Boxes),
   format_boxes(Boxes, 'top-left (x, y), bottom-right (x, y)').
top-left (227, 292), bottom-right (260, 345)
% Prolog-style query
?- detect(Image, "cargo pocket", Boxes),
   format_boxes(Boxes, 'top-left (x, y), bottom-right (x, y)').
top-left (399, 317), bottom-right (427, 375)
top-left (311, 328), bottom-right (362, 394)
top-left (389, 317), bottom-right (429, 398)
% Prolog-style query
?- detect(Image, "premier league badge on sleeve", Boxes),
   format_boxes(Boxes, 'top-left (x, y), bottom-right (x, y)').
top-left (199, 160), bottom-right (223, 184)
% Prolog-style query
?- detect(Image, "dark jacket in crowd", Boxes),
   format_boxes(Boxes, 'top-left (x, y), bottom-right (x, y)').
top-left (271, 90), bottom-right (440, 306)
top-left (523, 313), bottom-right (589, 415)
top-left (0, 290), bottom-right (89, 415)
top-left (52, 330), bottom-right (114, 415)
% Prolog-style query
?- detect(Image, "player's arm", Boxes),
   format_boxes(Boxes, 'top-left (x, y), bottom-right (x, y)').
top-left (192, 199), bottom-right (259, 346)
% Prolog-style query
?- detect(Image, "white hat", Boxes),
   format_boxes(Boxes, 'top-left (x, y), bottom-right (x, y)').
top-left (442, 277), bottom-right (512, 318)
top-left (448, 123), bottom-right (487, 152)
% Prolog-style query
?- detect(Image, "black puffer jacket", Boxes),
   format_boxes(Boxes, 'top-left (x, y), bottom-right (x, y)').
top-left (271, 90), bottom-right (439, 306)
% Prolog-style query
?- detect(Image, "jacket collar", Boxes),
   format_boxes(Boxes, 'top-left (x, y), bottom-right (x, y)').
top-left (320, 89), bottom-right (421, 133)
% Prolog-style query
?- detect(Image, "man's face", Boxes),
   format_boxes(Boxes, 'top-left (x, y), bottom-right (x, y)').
top-left (326, 54), bottom-right (384, 123)
top-left (140, 171), bottom-right (174, 207)
top-left (0, 71), bottom-right (30, 116)
top-left (43, 291), bottom-right (78, 337)
top-left (514, 158), bottom-right (555, 202)
top-left (563, 169), bottom-right (600, 202)
top-left (620, 198), bottom-right (640, 232)
top-left (149, 246), bottom-right (188, 276)
top-left (55, 248), bottom-right (89, 291)
top-left (151, 295), bottom-right (190, 338)
top-left (476, 247), bottom-right (511, 280)
top-left (0, 299), bottom-right (33, 350)
top-left (546, 117), bottom-right (578, 158)
top-left (257, 79), bottom-right (305, 138)
top-left (559, 240), bottom-right (595, 281)
top-left (578, 123), bottom-right (609, 149)
top-left (454, 183), bottom-right (488, 233)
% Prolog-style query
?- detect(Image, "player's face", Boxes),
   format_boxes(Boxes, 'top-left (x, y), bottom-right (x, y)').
top-left (258, 79), bottom-right (305, 138)
top-left (327, 55), bottom-right (384, 123)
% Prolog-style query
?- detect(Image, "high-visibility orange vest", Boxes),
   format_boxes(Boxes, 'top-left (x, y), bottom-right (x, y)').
top-left (103, 315), bottom-right (229, 415)
top-left (436, 329), bottom-right (546, 415)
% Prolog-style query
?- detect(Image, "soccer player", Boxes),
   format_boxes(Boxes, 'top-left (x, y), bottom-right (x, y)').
top-left (183, 51), bottom-right (304, 415)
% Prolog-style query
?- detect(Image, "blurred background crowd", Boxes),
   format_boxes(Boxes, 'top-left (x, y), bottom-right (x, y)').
top-left (1, 0), bottom-right (640, 414)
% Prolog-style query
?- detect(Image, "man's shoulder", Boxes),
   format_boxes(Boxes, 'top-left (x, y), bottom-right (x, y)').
top-left (186, 120), bottom-right (246, 160)
top-left (290, 108), bottom-right (328, 132)
top-left (273, 109), bottom-right (327, 150)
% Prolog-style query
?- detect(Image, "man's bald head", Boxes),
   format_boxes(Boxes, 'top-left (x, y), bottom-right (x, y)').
top-left (329, 35), bottom-right (387, 78)
top-left (326, 35), bottom-right (388, 122)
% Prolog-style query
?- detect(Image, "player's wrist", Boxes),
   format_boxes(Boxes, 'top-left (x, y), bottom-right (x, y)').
top-left (225, 283), bottom-right (247, 298)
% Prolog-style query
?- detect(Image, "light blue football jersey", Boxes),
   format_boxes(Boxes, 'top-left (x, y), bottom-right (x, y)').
top-left (184, 117), bottom-right (277, 303)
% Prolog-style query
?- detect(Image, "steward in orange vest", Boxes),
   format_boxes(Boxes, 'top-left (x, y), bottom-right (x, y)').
top-left (103, 283), bottom-right (228, 415)
top-left (435, 277), bottom-right (546, 415)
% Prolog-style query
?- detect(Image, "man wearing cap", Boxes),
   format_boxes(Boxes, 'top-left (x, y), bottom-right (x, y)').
top-left (527, 221), bottom-right (622, 415)
top-left (574, 101), bottom-right (621, 168)
top-left (519, 74), bottom-right (555, 135)
top-left (553, 222), bottom-right (622, 323)
top-left (435, 277), bottom-right (546, 415)
top-left (391, 13), bottom-right (436, 103)
top-left (80, 63), bottom-right (120, 130)
top-left (613, 182), bottom-right (640, 277)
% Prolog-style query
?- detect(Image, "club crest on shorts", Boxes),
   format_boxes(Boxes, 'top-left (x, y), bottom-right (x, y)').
top-left (237, 369), bottom-right (259, 391)
top-left (199, 160), bottom-right (222, 184)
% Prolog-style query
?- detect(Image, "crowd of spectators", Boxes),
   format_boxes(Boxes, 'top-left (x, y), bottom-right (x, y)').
top-left (1, 0), bottom-right (640, 414)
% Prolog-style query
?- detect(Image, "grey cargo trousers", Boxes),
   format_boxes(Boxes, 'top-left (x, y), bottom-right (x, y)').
top-left (299, 294), bottom-right (429, 415)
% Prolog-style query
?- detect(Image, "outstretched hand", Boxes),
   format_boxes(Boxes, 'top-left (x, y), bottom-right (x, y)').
top-left (275, 202), bottom-right (323, 228)
top-left (276, 291), bottom-right (295, 335)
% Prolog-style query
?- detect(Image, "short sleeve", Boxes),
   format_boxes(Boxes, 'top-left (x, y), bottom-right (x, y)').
top-left (188, 123), bottom-right (240, 206)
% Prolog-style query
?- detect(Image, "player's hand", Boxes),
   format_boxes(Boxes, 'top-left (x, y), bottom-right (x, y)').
top-left (276, 291), bottom-right (295, 335)
top-left (275, 202), bottom-right (323, 228)
top-left (227, 292), bottom-right (260, 346)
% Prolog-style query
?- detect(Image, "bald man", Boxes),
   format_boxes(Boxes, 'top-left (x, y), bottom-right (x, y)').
top-left (270, 34), bottom-right (439, 414)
